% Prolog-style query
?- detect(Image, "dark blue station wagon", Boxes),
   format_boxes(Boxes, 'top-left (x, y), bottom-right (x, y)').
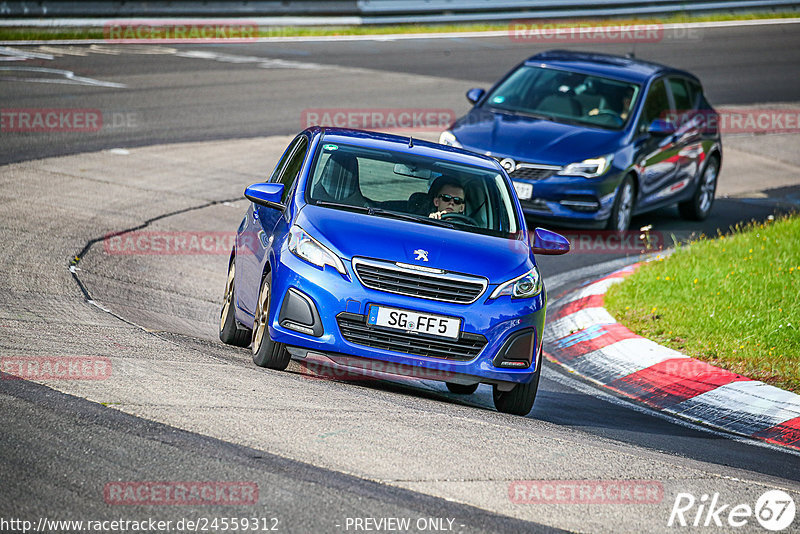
top-left (440, 50), bottom-right (722, 230)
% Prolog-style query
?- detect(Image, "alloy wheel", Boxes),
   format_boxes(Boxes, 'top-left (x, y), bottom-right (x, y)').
top-left (252, 280), bottom-right (270, 354)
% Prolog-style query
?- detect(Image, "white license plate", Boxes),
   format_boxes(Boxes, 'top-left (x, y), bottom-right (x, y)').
top-left (513, 181), bottom-right (533, 200)
top-left (367, 305), bottom-right (461, 340)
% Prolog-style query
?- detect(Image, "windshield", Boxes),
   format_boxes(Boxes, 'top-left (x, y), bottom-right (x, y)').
top-left (305, 141), bottom-right (519, 238)
top-left (484, 65), bottom-right (641, 130)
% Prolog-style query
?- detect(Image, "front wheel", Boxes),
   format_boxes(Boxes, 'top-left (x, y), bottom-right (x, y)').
top-left (606, 175), bottom-right (635, 232)
top-left (251, 273), bottom-right (290, 370)
top-left (679, 157), bottom-right (718, 221)
top-left (493, 365), bottom-right (541, 416)
top-left (219, 259), bottom-right (252, 347)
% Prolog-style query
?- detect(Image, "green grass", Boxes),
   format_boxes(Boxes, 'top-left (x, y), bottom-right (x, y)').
top-left (1, 10), bottom-right (798, 41)
top-left (604, 215), bottom-right (800, 392)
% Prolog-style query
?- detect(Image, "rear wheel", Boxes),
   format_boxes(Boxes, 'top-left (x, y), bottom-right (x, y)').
top-left (251, 273), bottom-right (290, 370)
top-left (219, 259), bottom-right (251, 347)
top-left (493, 365), bottom-right (541, 416)
top-left (679, 157), bottom-right (718, 221)
top-left (606, 175), bottom-right (635, 232)
top-left (446, 382), bottom-right (479, 395)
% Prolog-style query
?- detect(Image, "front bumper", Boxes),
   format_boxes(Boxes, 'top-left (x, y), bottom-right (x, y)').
top-left (514, 172), bottom-right (624, 227)
top-left (265, 251), bottom-right (546, 385)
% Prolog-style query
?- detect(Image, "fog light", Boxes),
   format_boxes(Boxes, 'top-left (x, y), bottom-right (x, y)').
top-left (278, 288), bottom-right (323, 337)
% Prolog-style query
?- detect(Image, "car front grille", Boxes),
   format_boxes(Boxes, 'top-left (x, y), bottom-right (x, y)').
top-left (352, 258), bottom-right (487, 304)
top-left (336, 312), bottom-right (487, 361)
top-left (520, 198), bottom-right (551, 212)
top-left (510, 164), bottom-right (561, 181)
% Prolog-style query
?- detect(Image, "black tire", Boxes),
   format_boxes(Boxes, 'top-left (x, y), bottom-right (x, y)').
top-left (492, 365), bottom-right (541, 416)
top-left (219, 258), bottom-right (252, 347)
top-left (251, 272), bottom-right (290, 370)
top-left (679, 156), bottom-right (719, 221)
top-left (446, 382), bottom-right (479, 395)
top-left (606, 175), bottom-right (635, 232)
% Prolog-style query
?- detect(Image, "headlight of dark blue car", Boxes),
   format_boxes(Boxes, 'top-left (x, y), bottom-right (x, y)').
top-left (288, 225), bottom-right (347, 275)
top-left (558, 154), bottom-right (614, 178)
top-left (489, 266), bottom-right (542, 299)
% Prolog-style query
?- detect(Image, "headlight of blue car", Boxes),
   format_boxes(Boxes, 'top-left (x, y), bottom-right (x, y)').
top-left (489, 266), bottom-right (542, 299)
top-left (558, 154), bottom-right (614, 178)
top-left (288, 225), bottom-right (347, 275)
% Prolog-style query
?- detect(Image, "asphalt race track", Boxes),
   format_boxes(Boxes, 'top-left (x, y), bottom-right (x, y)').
top-left (1, 21), bottom-right (800, 533)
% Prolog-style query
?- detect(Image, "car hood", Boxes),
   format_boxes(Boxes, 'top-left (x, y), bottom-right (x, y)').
top-left (297, 205), bottom-right (532, 284)
top-left (451, 108), bottom-right (621, 165)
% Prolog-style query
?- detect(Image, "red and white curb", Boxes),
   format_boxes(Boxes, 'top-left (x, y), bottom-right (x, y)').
top-left (544, 264), bottom-right (800, 452)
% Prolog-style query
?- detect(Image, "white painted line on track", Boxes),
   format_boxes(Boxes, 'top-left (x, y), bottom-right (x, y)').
top-left (0, 45), bottom-right (54, 60)
top-left (173, 49), bottom-right (324, 69)
top-left (0, 66), bottom-right (127, 87)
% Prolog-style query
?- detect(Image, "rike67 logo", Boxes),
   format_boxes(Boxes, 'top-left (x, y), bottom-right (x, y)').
top-left (668, 490), bottom-right (795, 531)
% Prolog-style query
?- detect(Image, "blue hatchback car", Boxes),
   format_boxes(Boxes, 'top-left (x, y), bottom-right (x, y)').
top-left (440, 50), bottom-right (722, 230)
top-left (219, 127), bottom-right (569, 415)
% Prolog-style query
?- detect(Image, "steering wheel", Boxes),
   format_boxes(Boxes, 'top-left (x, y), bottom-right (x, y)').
top-left (441, 212), bottom-right (478, 226)
top-left (591, 110), bottom-right (624, 127)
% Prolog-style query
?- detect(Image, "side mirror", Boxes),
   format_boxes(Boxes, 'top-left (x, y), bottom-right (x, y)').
top-left (245, 183), bottom-right (285, 210)
top-left (466, 88), bottom-right (486, 105)
top-left (647, 118), bottom-right (676, 137)
top-left (531, 228), bottom-right (570, 256)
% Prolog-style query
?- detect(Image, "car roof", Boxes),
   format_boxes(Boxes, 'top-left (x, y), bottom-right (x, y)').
top-left (307, 127), bottom-right (502, 171)
top-left (525, 50), bottom-right (698, 85)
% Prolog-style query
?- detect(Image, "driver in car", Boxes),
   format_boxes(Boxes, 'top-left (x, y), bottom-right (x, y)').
top-left (428, 177), bottom-right (466, 220)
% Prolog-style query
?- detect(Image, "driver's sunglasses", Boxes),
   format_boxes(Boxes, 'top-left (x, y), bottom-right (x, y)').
top-left (437, 194), bottom-right (465, 205)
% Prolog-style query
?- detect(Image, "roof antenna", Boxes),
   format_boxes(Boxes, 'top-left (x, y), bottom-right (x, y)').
top-left (408, 136), bottom-right (414, 148)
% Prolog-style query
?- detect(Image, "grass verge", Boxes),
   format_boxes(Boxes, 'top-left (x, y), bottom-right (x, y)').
top-left (604, 215), bottom-right (800, 393)
top-left (0, 10), bottom-right (798, 41)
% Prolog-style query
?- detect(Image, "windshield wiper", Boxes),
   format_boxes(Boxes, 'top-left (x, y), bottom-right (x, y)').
top-left (487, 105), bottom-right (557, 122)
top-left (313, 200), bottom-right (371, 213)
top-left (368, 207), bottom-right (457, 228)
top-left (313, 201), bottom-right (455, 228)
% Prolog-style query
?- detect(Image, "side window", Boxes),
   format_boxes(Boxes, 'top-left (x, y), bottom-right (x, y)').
top-left (668, 77), bottom-right (692, 113)
top-left (638, 79), bottom-right (671, 133)
top-left (687, 80), bottom-right (706, 110)
top-left (276, 136), bottom-right (309, 203)
top-left (268, 138), bottom-right (301, 183)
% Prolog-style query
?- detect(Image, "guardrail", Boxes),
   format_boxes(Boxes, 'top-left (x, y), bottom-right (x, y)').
top-left (2, 0), bottom-right (798, 23)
